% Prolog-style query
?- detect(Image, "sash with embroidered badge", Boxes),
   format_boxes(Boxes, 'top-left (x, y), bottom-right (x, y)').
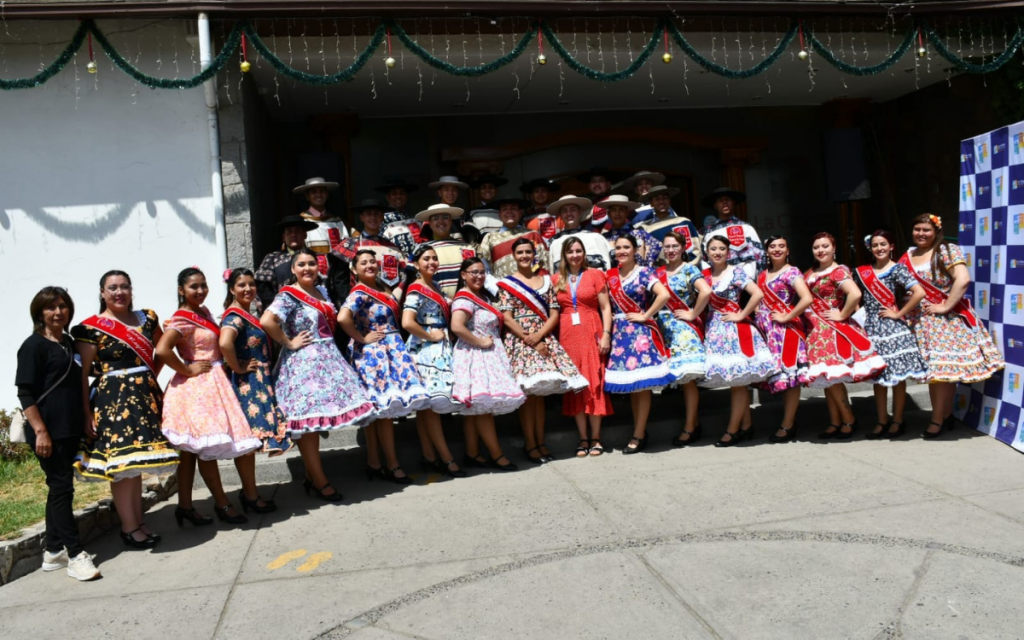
top-left (281, 285), bottom-right (337, 333)
top-left (171, 309), bottom-right (221, 337)
top-left (405, 281), bottom-right (451, 325)
top-left (656, 266), bottom-right (704, 341)
top-left (453, 290), bottom-right (504, 326)
top-left (805, 270), bottom-right (875, 360)
top-left (703, 268), bottom-right (759, 357)
top-left (496, 275), bottom-right (550, 321)
top-left (898, 251), bottom-right (980, 331)
top-left (606, 268), bottom-right (670, 357)
top-left (351, 283), bottom-right (400, 319)
top-left (757, 271), bottom-right (807, 369)
top-left (855, 265), bottom-right (898, 312)
top-left (81, 314), bottom-right (157, 372)
top-left (223, 307), bottom-right (264, 333)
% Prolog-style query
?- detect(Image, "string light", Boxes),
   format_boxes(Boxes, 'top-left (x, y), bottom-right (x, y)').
top-left (798, 21), bottom-right (809, 60)
top-left (537, 21), bottom-right (547, 65)
top-left (86, 29), bottom-right (97, 73)
top-left (662, 27), bottom-right (672, 63)
top-left (240, 33), bottom-right (251, 72)
top-left (385, 26), bottom-right (396, 68)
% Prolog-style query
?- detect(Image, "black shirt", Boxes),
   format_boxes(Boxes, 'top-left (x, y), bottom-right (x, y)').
top-left (15, 333), bottom-right (84, 442)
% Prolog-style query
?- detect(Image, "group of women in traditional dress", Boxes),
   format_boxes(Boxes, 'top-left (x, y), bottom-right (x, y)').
top-left (20, 212), bottom-right (1003, 559)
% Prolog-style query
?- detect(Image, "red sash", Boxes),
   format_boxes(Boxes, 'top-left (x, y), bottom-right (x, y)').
top-left (453, 290), bottom-right (504, 326)
top-left (281, 285), bottom-right (337, 333)
top-left (758, 271), bottom-right (807, 369)
top-left (855, 265), bottom-right (897, 312)
top-left (805, 271), bottom-right (874, 360)
top-left (656, 266), bottom-right (704, 341)
top-left (490, 230), bottom-right (547, 267)
top-left (898, 252), bottom-right (980, 331)
top-left (703, 268), bottom-right (757, 358)
top-left (606, 268), bottom-right (670, 357)
top-left (351, 283), bottom-right (400, 320)
top-left (496, 275), bottom-right (550, 321)
top-left (223, 307), bottom-right (264, 332)
top-left (171, 309), bottom-right (221, 337)
top-left (405, 282), bottom-right (450, 325)
top-left (81, 314), bottom-right (157, 372)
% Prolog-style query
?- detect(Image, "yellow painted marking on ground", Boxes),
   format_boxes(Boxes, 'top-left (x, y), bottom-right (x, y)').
top-left (296, 551), bottom-right (333, 573)
top-left (267, 549), bottom-right (307, 570)
top-left (424, 473), bottom-right (442, 485)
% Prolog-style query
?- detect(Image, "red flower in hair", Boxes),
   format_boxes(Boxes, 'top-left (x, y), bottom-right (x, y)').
top-left (223, 269), bottom-right (233, 283)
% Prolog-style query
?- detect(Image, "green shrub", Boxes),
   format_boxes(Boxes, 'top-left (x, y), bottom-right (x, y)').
top-left (0, 410), bottom-right (33, 462)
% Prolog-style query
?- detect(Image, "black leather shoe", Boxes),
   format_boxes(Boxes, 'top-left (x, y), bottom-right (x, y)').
top-left (491, 455), bottom-right (518, 472)
top-left (174, 506), bottom-right (213, 528)
top-left (214, 504), bottom-right (248, 525)
top-left (120, 528), bottom-right (157, 549)
top-left (622, 437), bottom-right (647, 454)
top-left (769, 426), bottom-right (798, 443)
top-left (672, 425), bottom-right (702, 447)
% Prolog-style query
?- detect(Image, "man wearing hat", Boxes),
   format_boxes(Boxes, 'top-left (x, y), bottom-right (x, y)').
top-left (547, 195), bottom-right (612, 272)
top-left (577, 166), bottom-right (616, 229)
top-left (699, 187), bottom-right (763, 279)
top-left (328, 199), bottom-right (407, 290)
top-left (461, 174), bottom-right (507, 245)
top-left (636, 185), bottom-right (702, 266)
top-left (416, 204), bottom-right (478, 297)
top-left (619, 170), bottom-right (665, 225)
top-left (375, 177), bottom-right (423, 258)
top-left (478, 196), bottom-right (550, 278)
top-left (293, 176), bottom-right (350, 254)
top-left (519, 178), bottom-right (562, 242)
top-left (429, 175), bottom-right (468, 207)
top-left (255, 215), bottom-right (318, 310)
top-left (600, 195), bottom-right (661, 268)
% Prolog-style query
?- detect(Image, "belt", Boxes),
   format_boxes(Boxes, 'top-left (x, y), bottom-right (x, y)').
top-left (102, 365), bottom-right (150, 377)
top-left (613, 313), bottom-right (628, 320)
top-left (186, 360), bottom-right (224, 367)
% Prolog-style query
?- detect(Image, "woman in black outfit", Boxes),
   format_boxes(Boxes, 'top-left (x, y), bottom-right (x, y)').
top-left (15, 287), bottom-right (100, 581)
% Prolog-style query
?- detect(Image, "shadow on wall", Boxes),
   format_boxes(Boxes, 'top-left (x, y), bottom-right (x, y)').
top-left (3, 199), bottom-right (216, 244)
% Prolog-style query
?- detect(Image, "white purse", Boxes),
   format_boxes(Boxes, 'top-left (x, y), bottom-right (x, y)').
top-left (10, 340), bottom-right (75, 444)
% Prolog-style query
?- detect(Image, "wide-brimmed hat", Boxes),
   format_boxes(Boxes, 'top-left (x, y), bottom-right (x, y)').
top-left (601, 194), bottom-right (641, 211)
top-left (275, 215), bottom-right (318, 232)
top-left (374, 177), bottom-right (418, 194)
top-left (701, 187), bottom-right (747, 208)
top-left (351, 198), bottom-right (388, 214)
top-left (547, 195), bottom-right (594, 218)
top-left (468, 175), bottom-right (509, 189)
top-left (415, 203), bottom-right (465, 223)
top-left (639, 184), bottom-right (680, 204)
top-left (489, 195), bottom-right (530, 211)
top-left (293, 177), bottom-right (340, 194)
top-left (428, 175), bottom-right (469, 190)
top-left (621, 171), bottom-right (665, 193)
top-left (520, 178), bottom-right (561, 194)
top-left (576, 166), bottom-right (619, 183)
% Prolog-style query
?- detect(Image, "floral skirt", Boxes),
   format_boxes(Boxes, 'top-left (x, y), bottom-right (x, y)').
top-left (657, 312), bottom-right (706, 386)
top-left (407, 336), bottom-right (464, 414)
top-left (911, 313), bottom-right (1004, 384)
top-left (605, 317), bottom-right (676, 393)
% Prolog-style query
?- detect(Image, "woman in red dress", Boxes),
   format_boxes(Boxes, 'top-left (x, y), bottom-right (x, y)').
top-left (551, 237), bottom-right (614, 457)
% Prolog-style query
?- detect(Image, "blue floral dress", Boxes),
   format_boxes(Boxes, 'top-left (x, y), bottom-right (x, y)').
top-left (343, 287), bottom-right (431, 419)
top-left (267, 286), bottom-right (376, 436)
top-left (221, 310), bottom-right (292, 455)
top-left (700, 267), bottom-right (777, 388)
top-left (605, 266), bottom-right (675, 393)
top-left (403, 286), bottom-right (463, 414)
top-left (655, 265), bottom-right (707, 386)
top-left (853, 264), bottom-right (928, 387)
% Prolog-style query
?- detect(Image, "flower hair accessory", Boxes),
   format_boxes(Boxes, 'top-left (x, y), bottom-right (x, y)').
top-left (222, 269), bottom-right (233, 283)
top-left (863, 235), bottom-right (873, 250)
top-left (928, 214), bottom-right (943, 229)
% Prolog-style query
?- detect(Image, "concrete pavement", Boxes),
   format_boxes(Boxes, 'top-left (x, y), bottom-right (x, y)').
top-left (2, 387), bottom-right (1023, 639)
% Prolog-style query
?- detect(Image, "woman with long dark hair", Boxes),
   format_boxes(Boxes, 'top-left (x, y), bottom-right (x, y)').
top-left (854, 230), bottom-right (928, 439)
top-left (72, 271), bottom-right (178, 548)
top-left (901, 213), bottom-right (1004, 437)
top-left (17, 287), bottom-right (100, 579)
top-left (261, 248), bottom-right (377, 501)
top-left (156, 267), bottom-right (261, 527)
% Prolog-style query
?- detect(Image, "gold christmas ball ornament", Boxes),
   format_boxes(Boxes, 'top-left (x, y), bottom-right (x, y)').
top-left (797, 49), bottom-right (809, 61)
top-left (537, 53), bottom-right (547, 65)
top-left (916, 46), bottom-right (927, 58)
top-left (86, 60), bottom-right (98, 74)
top-left (384, 56), bottom-right (396, 69)
top-left (240, 60), bottom-right (251, 73)
top-left (662, 52), bottom-right (673, 64)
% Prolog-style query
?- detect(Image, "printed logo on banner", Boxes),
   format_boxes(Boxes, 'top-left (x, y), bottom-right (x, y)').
top-left (1003, 364), bottom-right (1024, 407)
top-left (980, 395), bottom-right (1001, 437)
top-left (978, 141), bottom-right (989, 167)
top-left (1007, 249), bottom-right (1024, 285)
top-left (1014, 131), bottom-right (1024, 155)
top-left (979, 215), bottom-right (989, 237)
top-left (996, 175), bottom-right (1004, 198)
top-left (961, 176), bottom-right (975, 209)
top-left (1016, 212), bottom-right (1024, 234)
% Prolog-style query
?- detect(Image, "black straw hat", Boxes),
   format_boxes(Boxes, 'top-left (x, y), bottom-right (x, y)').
top-left (701, 187), bottom-right (747, 208)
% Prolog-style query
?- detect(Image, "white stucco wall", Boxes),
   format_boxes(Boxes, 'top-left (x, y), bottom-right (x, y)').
top-left (1, 20), bottom-right (224, 407)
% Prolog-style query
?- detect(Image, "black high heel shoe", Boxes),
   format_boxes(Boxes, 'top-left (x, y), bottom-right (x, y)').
top-left (622, 436), bottom-right (647, 455)
top-left (441, 460), bottom-right (468, 478)
top-left (523, 446), bottom-right (544, 464)
top-left (922, 420), bottom-right (944, 439)
top-left (491, 455), bottom-right (518, 472)
top-left (887, 421), bottom-right (906, 440)
top-left (769, 426), bottom-right (798, 444)
top-left (387, 467), bottom-right (414, 485)
top-left (833, 422), bottom-right (856, 440)
top-left (215, 504), bottom-right (248, 525)
top-left (365, 465), bottom-right (387, 481)
top-left (174, 506), bottom-right (213, 528)
top-left (537, 442), bottom-right (555, 463)
top-left (714, 430), bottom-right (745, 448)
top-left (303, 479), bottom-right (344, 502)
top-left (139, 523), bottom-right (160, 542)
top-left (239, 491), bottom-right (277, 514)
top-left (462, 454), bottom-right (490, 469)
top-left (866, 420), bottom-right (890, 440)
top-left (672, 425), bottom-right (702, 447)
top-left (120, 527), bottom-right (157, 549)
top-left (420, 456), bottom-right (440, 473)
top-left (818, 424), bottom-right (840, 440)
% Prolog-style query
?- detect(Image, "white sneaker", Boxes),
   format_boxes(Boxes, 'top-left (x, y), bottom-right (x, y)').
top-left (41, 549), bottom-right (68, 571)
top-left (66, 551), bottom-right (101, 581)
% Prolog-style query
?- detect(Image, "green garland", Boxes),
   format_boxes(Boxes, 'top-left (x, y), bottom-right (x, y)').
top-left (1, 17), bottom-right (1022, 91)
top-left (808, 25), bottom-right (916, 76)
top-left (388, 18), bottom-right (534, 77)
top-left (667, 21), bottom-right (797, 79)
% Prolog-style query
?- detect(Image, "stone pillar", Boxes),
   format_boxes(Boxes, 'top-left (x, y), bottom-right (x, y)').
top-left (719, 148), bottom-right (761, 221)
top-left (219, 96), bottom-right (253, 269)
